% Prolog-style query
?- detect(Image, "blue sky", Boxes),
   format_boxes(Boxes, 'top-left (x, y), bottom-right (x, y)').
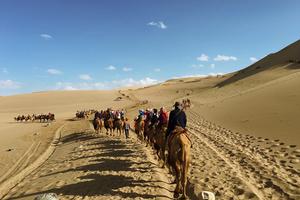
top-left (1, 0), bottom-right (300, 95)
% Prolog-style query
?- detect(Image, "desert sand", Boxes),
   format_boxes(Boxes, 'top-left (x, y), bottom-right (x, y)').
top-left (0, 40), bottom-right (300, 199)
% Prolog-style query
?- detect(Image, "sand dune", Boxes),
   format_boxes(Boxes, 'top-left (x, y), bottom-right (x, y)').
top-left (1, 40), bottom-right (300, 199)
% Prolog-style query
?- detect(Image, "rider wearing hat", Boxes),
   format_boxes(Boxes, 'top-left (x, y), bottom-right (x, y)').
top-left (166, 102), bottom-right (187, 138)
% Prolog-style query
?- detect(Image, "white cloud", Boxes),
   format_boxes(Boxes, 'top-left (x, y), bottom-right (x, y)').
top-left (106, 65), bottom-right (116, 71)
top-left (55, 77), bottom-right (159, 91)
top-left (47, 68), bottom-right (62, 75)
top-left (172, 73), bottom-right (224, 79)
top-left (64, 86), bottom-right (78, 91)
top-left (112, 77), bottom-right (159, 88)
top-left (79, 74), bottom-right (92, 80)
top-left (122, 67), bottom-right (133, 72)
top-left (197, 54), bottom-right (209, 61)
top-left (55, 82), bottom-right (106, 91)
top-left (210, 64), bottom-right (215, 69)
top-left (40, 34), bottom-right (53, 40)
top-left (214, 55), bottom-right (237, 61)
top-left (148, 21), bottom-right (167, 29)
top-left (154, 68), bottom-right (161, 72)
top-left (250, 57), bottom-right (258, 62)
top-left (192, 64), bottom-right (204, 68)
top-left (0, 80), bottom-right (21, 89)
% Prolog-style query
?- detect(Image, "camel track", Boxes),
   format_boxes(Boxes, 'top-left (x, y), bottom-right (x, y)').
top-left (3, 120), bottom-right (173, 200)
top-left (187, 109), bottom-right (300, 200)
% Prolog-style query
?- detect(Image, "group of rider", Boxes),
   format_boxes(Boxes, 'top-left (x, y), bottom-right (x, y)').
top-left (94, 109), bottom-right (126, 121)
top-left (14, 113), bottom-right (55, 122)
top-left (135, 101), bottom-right (187, 139)
top-left (93, 108), bottom-right (131, 138)
top-left (93, 101), bottom-right (187, 140)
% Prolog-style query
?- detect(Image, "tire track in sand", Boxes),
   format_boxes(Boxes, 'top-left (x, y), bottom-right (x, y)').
top-left (0, 124), bottom-right (64, 199)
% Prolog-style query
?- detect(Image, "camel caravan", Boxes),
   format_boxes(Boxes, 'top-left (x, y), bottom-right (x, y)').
top-left (92, 109), bottom-right (128, 137)
top-left (88, 99), bottom-right (192, 199)
top-left (14, 113), bottom-right (55, 123)
top-left (133, 99), bottom-right (192, 199)
top-left (75, 109), bottom-right (96, 119)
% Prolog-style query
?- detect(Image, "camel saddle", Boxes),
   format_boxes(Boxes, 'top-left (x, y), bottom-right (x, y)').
top-left (168, 126), bottom-right (192, 150)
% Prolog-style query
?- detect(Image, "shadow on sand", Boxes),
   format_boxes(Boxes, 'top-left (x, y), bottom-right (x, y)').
top-left (10, 132), bottom-right (172, 199)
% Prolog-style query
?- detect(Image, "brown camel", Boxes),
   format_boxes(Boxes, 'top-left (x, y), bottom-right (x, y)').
top-left (114, 118), bottom-right (124, 137)
top-left (134, 118), bottom-right (144, 138)
top-left (153, 125), bottom-right (167, 167)
top-left (168, 126), bottom-right (191, 199)
top-left (94, 118), bottom-right (103, 134)
top-left (143, 120), bottom-right (153, 146)
top-left (104, 118), bottom-right (114, 136)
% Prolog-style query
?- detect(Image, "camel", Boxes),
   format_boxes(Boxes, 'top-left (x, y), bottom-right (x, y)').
top-left (134, 118), bottom-right (144, 138)
top-left (113, 118), bottom-right (124, 137)
top-left (143, 120), bottom-right (153, 146)
top-left (147, 125), bottom-right (156, 147)
top-left (168, 126), bottom-right (191, 199)
top-left (104, 119), bottom-right (114, 136)
top-left (93, 118), bottom-right (103, 134)
top-left (104, 112), bottom-right (114, 135)
top-left (153, 125), bottom-right (167, 167)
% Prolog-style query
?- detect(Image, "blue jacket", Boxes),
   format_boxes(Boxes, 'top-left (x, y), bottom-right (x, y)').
top-left (166, 108), bottom-right (187, 137)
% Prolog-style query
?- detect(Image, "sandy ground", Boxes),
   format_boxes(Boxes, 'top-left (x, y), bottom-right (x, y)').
top-left (0, 90), bottom-right (132, 193)
top-left (3, 120), bottom-right (174, 200)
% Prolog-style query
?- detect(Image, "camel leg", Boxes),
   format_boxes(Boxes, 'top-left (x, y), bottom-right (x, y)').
top-left (181, 148), bottom-right (189, 199)
top-left (161, 144), bottom-right (166, 168)
top-left (174, 162), bottom-right (181, 198)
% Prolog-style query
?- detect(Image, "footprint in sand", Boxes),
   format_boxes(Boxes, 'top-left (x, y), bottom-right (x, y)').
top-left (290, 159), bottom-right (299, 164)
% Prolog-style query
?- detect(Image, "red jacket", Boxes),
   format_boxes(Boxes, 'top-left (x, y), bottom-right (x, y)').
top-left (159, 112), bottom-right (168, 125)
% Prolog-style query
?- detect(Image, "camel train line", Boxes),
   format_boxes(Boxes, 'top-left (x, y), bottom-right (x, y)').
top-left (92, 108), bottom-right (127, 137)
top-left (14, 113), bottom-right (55, 123)
top-left (91, 99), bottom-right (192, 199)
top-left (75, 109), bottom-right (97, 119)
top-left (133, 99), bottom-right (192, 199)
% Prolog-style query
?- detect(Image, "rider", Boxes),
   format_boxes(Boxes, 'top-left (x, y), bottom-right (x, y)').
top-left (115, 110), bottom-right (121, 120)
top-left (166, 102), bottom-right (187, 139)
top-left (150, 108), bottom-right (159, 128)
top-left (143, 108), bottom-right (151, 124)
top-left (120, 109), bottom-right (125, 120)
top-left (158, 107), bottom-right (168, 129)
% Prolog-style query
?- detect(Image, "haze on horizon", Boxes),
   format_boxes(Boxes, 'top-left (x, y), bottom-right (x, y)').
top-left (1, 0), bottom-right (300, 96)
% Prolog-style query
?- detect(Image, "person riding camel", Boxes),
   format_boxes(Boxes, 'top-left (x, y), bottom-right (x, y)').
top-left (166, 102), bottom-right (187, 139)
top-left (165, 102), bottom-right (188, 166)
top-left (120, 109), bottom-right (125, 120)
top-left (145, 109), bottom-right (152, 122)
top-left (158, 107), bottom-right (168, 129)
top-left (115, 110), bottom-right (121, 120)
top-left (150, 108), bottom-right (159, 128)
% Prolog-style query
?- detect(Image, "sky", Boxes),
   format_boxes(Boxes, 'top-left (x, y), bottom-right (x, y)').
top-left (1, 0), bottom-right (300, 95)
